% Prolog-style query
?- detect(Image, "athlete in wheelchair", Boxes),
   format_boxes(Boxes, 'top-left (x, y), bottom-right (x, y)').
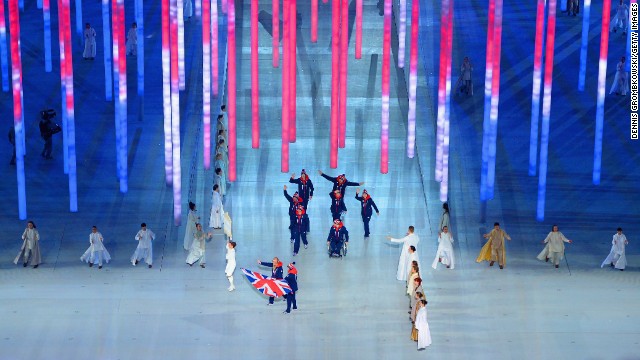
top-left (327, 219), bottom-right (349, 258)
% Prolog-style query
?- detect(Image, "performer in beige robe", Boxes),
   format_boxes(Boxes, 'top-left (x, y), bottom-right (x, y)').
top-left (477, 222), bottom-right (511, 269)
top-left (186, 224), bottom-right (212, 267)
top-left (386, 226), bottom-right (420, 281)
top-left (14, 221), bottom-right (42, 268)
top-left (601, 227), bottom-right (629, 270)
top-left (415, 300), bottom-right (432, 350)
top-left (538, 225), bottom-right (573, 268)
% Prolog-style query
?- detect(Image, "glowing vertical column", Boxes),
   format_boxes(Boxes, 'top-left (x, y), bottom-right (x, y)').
top-left (38, 0), bottom-right (42, 8)
top-left (211, 0), bottom-right (218, 96)
top-left (338, 0), bottom-right (347, 148)
top-left (222, 0), bottom-right (227, 13)
top-left (135, 0), bottom-right (144, 96)
top-left (162, 0), bottom-right (173, 185)
top-left (43, 0), bottom-right (52, 72)
top-left (0, 0), bottom-right (8, 91)
top-left (440, 0), bottom-right (453, 202)
top-left (282, 0), bottom-right (290, 170)
top-left (312, 0), bottom-right (318, 43)
top-left (170, 0), bottom-right (182, 223)
top-left (196, 0), bottom-right (201, 18)
top-left (19, 0), bottom-right (23, 11)
top-left (117, 0), bottom-right (128, 193)
top-left (203, 0), bottom-right (211, 168)
top-left (529, 0), bottom-right (546, 175)
top-left (75, 0), bottom-right (82, 44)
top-left (227, 0), bottom-right (237, 180)
top-left (435, 0), bottom-right (450, 182)
top-left (407, 0), bottom-right (418, 158)
top-left (62, 0), bottom-right (78, 211)
top-left (8, 0), bottom-right (27, 219)
top-left (329, 0), bottom-right (339, 168)
top-left (355, 0), bottom-right (362, 59)
top-left (537, 0), bottom-right (558, 221)
top-left (178, 0), bottom-right (186, 90)
top-left (578, 0), bottom-right (591, 91)
top-left (593, 0), bottom-right (611, 186)
top-left (289, 0), bottom-right (297, 142)
top-left (57, 0), bottom-right (69, 174)
top-left (381, 0), bottom-right (391, 174)
top-left (102, 0), bottom-right (112, 101)
top-left (272, 0), bottom-right (279, 67)
top-left (251, 0), bottom-right (260, 148)
top-left (398, 0), bottom-right (406, 67)
top-left (112, 0), bottom-right (121, 179)
top-left (480, 0), bottom-right (495, 200)
top-left (486, 0), bottom-right (502, 200)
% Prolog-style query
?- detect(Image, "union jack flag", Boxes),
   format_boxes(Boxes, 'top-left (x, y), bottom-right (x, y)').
top-left (241, 268), bottom-right (292, 298)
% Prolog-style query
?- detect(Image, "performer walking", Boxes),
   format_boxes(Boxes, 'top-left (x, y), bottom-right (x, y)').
top-left (432, 226), bottom-right (455, 269)
top-left (131, 223), bottom-right (155, 268)
top-left (126, 22), bottom-right (138, 56)
top-left (184, 201), bottom-right (200, 250)
top-left (186, 223), bottom-right (212, 268)
top-left (317, 170), bottom-right (363, 196)
top-left (610, 0), bottom-right (629, 34)
top-left (225, 241), bottom-right (237, 291)
top-left (355, 188), bottom-right (379, 237)
top-left (289, 170), bottom-right (314, 206)
top-left (439, 203), bottom-right (450, 235)
top-left (609, 56), bottom-right (628, 96)
top-left (327, 219), bottom-right (349, 257)
top-left (14, 221), bottom-right (42, 268)
top-left (80, 226), bottom-right (111, 269)
top-left (386, 226), bottom-right (420, 281)
top-left (82, 23), bottom-right (97, 60)
top-left (329, 190), bottom-right (347, 221)
top-left (257, 257), bottom-right (284, 305)
top-left (283, 263), bottom-right (298, 314)
top-left (476, 222), bottom-right (511, 269)
top-left (415, 300), bottom-right (432, 350)
top-left (209, 185), bottom-right (223, 230)
top-left (290, 205), bottom-right (310, 256)
top-left (537, 225), bottom-right (573, 268)
top-left (601, 228), bottom-right (629, 271)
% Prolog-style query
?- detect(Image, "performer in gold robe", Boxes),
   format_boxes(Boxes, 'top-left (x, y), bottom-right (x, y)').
top-left (476, 222), bottom-right (511, 269)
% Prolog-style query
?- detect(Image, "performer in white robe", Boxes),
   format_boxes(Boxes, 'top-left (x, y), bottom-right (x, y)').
top-left (225, 241), bottom-right (237, 291)
top-left (609, 57), bottom-right (628, 96)
top-left (539, 225), bottom-right (573, 268)
top-left (438, 203), bottom-right (450, 235)
top-left (406, 246), bottom-right (421, 275)
top-left (432, 226), bottom-right (455, 269)
top-left (601, 227), bottom-right (629, 270)
top-left (183, 201), bottom-right (200, 250)
top-left (214, 154), bottom-right (227, 181)
top-left (126, 23), bottom-right (138, 56)
top-left (131, 223), bottom-right (156, 268)
top-left (610, 0), bottom-right (629, 34)
top-left (454, 57), bottom-right (473, 95)
top-left (387, 226), bottom-right (420, 281)
top-left (82, 23), bottom-right (96, 60)
top-left (215, 168), bottom-right (226, 196)
top-left (209, 185), bottom-right (224, 229)
top-left (216, 114), bottom-right (227, 133)
top-left (14, 221), bottom-right (42, 268)
top-left (415, 300), bottom-right (432, 350)
top-left (186, 224), bottom-right (211, 267)
top-left (184, 0), bottom-right (193, 19)
top-left (80, 226), bottom-right (111, 269)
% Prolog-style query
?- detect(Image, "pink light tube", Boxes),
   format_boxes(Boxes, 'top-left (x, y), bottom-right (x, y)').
top-left (57, 0), bottom-right (69, 173)
top-left (211, 0), bottom-right (218, 96)
top-left (312, 0), bottom-right (318, 43)
top-left (0, 0), bottom-right (8, 91)
top-left (528, 0), bottom-right (545, 176)
top-left (398, 0), bottom-right (406, 67)
top-left (63, 0), bottom-right (78, 210)
top-left (203, 0), bottom-right (212, 168)
top-left (480, 0), bottom-right (495, 201)
top-left (222, 0), bottom-right (227, 13)
top-left (406, 0), bottom-right (418, 158)
top-left (435, 0), bottom-right (450, 182)
top-left (282, 0), bottom-right (290, 170)
top-left (117, 0), bottom-right (128, 193)
top-left (9, 0), bottom-right (27, 219)
top-left (486, 0), bottom-right (503, 200)
top-left (227, 0), bottom-right (238, 180)
top-left (381, 0), bottom-right (391, 174)
top-left (251, 0), bottom-right (260, 148)
top-left (536, 0), bottom-right (558, 221)
top-left (441, 0), bottom-right (453, 202)
top-left (289, 0), bottom-right (297, 143)
top-left (330, 0), bottom-right (340, 168)
top-left (338, 0), bottom-right (347, 148)
top-left (272, 0), bottom-right (279, 67)
top-left (178, 0), bottom-right (186, 90)
top-left (355, 0), bottom-right (362, 59)
top-left (171, 0), bottom-right (183, 223)
top-left (593, 0), bottom-right (611, 186)
top-left (162, 0), bottom-right (173, 185)
top-left (101, 0), bottom-right (112, 101)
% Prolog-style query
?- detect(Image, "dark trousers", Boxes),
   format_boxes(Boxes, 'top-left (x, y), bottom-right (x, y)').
top-left (285, 292), bottom-right (297, 312)
top-left (292, 232), bottom-right (307, 254)
top-left (362, 215), bottom-right (371, 236)
top-left (10, 145), bottom-right (16, 164)
top-left (269, 296), bottom-right (275, 304)
top-left (42, 137), bottom-right (52, 158)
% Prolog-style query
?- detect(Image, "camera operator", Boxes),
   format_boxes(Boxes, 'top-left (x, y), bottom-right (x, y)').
top-left (39, 109), bottom-right (61, 160)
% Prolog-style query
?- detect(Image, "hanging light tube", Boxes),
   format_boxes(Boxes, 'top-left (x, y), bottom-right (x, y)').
top-left (0, 0), bottom-right (8, 91)
top-left (381, 0), bottom-right (391, 174)
top-left (480, 0), bottom-right (495, 200)
top-left (162, 0), bottom-right (173, 185)
top-left (593, 0), bottom-right (611, 186)
top-left (330, 0), bottom-right (339, 168)
top-left (407, 0), bottom-right (419, 158)
top-left (171, 0), bottom-right (182, 223)
top-left (203, 0), bottom-right (212, 168)
top-left (227, 0), bottom-right (238, 180)
top-left (289, 0), bottom-right (297, 143)
top-left (338, 0), bottom-right (347, 148)
top-left (102, 0), bottom-right (112, 101)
